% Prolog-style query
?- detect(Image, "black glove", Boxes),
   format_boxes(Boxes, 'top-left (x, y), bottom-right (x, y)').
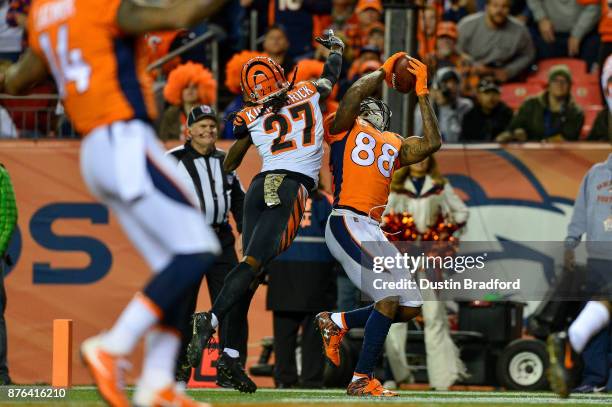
top-left (315, 29), bottom-right (344, 54)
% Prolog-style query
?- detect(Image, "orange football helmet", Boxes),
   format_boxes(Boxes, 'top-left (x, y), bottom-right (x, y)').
top-left (240, 56), bottom-right (290, 103)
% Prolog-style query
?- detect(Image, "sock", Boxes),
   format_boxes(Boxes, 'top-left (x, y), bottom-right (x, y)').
top-left (331, 313), bottom-right (345, 329)
top-left (342, 305), bottom-right (375, 330)
top-left (568, 301), bottom-right (610, 353)
top-left (223, 348), bottom-right (239, 358)
top-left (102, 293), bottom-right (160, 355)
top-left (351, 373), bottom-right (369, 383)
top-left (354, 309), bottom-right (393, 376)
top-left (139, 328), bottom-right (181, 390)
top-left (211, 312), bottom-right (219, 329)
top-left (211, 262), bottom-right (257, 322)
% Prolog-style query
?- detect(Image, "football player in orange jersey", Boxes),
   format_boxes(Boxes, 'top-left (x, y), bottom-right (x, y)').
top-left (1, 1), bottom-right (229, 406)
top-left (316, 53), bottom-right (442, 396)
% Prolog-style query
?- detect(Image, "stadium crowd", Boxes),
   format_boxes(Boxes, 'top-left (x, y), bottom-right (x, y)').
top-left (0, 0), bottom-right (610, 141)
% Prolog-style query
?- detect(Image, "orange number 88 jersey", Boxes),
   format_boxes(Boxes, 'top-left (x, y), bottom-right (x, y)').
top-left (324, 113), bottom-right (402, 220)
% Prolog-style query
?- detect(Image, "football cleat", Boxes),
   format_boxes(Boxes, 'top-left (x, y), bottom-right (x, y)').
top-left (133, 382), bottom-right (211, 407)
top-left (347, 377), bottom-right (398, 397)
top-left (81, 334), bottom-right (131, 407)
top-left (186, 312), bottom-right (216, 368)
top-left (546, 331), bottom-right (576, 398)
top-left (216, 352), bottom-right (257, 393)
top-left (316, 311), bottom-right (347, 366)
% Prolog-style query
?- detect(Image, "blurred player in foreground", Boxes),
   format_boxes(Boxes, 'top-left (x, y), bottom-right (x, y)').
top-left (186, 32), bottom-right (344, 393)
top-left (316, 53), bottom-right (442, 396)
top-left (0, 0), bottom-right (229, 406)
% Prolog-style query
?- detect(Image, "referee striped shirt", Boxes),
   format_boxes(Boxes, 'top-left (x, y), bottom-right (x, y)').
top-left (167, 142), bottom-right (245, 231)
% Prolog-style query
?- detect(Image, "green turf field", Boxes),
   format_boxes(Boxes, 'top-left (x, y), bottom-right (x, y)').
top-left (2, 387), bottom-right (612, 406)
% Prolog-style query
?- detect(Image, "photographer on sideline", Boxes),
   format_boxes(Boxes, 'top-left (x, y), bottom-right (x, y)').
top-left (413, 67), bottom-right (473, 143)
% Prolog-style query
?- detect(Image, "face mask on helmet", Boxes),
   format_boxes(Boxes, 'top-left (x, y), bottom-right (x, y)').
top-left (359, 97), bottom-right (391, 132)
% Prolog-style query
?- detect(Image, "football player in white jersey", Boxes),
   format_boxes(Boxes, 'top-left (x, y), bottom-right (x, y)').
top-left (185, 30), bottom-right (344, 392)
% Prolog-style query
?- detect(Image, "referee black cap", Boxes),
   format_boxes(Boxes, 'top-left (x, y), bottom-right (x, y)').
top-left (187, 105), bottom-right (217, 127)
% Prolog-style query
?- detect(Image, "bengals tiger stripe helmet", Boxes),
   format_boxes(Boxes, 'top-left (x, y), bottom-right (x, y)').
top-left (240, 56), bottom-right (290, 103)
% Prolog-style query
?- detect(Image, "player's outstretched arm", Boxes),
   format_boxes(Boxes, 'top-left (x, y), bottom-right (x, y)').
top-left (117, 0), bottom-right (228, 35)
top-left (224, 136), bottom-right (253, 173)
top-left (398, 58), bottom-right (441, 166)
top-left (312, 30), bottom-right (344, 100)
top-left (0, 49), bottom-right (48, 95)
top-left (329, 69), bottom-right (385, 134)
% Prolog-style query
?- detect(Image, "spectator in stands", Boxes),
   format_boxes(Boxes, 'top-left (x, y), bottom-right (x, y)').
top-left (418, 6), bottom-right (438, 59)
top-left (0, 162), bottom-right (17, 385)
top-left (458, 0), bottom-right (535, 82)
top-left (262, 25), bottom-right (295, 75)
top-left (247, 0), bottom-right (332, 58)
top-left (578, 0), bottom-right (612, 70)
top-left (366, 22), bottom-right (384, 53)
top-left (0, 1), bottom-right (21, 62)
top-left (5, 0), bottom-right (27, 28)
top-left (414, 67), bottom-right (473, 143)
top-left (588, 54), bottom-right (612, 141)
top-left (5, 0), bottom-right (28, 48)
top-left (460, 78), bottom-right (513, 141)
top-left (328, 0), bottom-right (357, 32)
top-left (527, 0), bottom-right (601, 69)
top-left (266, 185), bottom-right (336, 389)
top-left (159, 62), bottom-right (217, 141)
top-left (0, 105), bottom-right (17, 138)
top-left (346, 44), bottom-right (380, 81)
top-left (345, 0), bottom-right (382, 59)
top-left (443, 0), bottom-right (470, 23)
top-left (498, 65), bottom-right (584, 142)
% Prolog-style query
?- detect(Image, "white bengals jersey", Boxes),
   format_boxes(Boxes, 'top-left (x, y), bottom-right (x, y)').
top-left (233, 81), bottom-right (325, 184)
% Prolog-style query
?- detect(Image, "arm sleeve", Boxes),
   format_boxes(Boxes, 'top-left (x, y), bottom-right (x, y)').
top-left (526, 0), bottom-right (547, 22)
top-left (0, 167), bottom-right (18, 255)
top-left (571, 4), bottom-right (601, 40)
top-left (230, 173), bottom-right (245, 233)
top-left (565, 172), bottom-right (589, 248)
top-left (314, 52), bottom-right (343, 98)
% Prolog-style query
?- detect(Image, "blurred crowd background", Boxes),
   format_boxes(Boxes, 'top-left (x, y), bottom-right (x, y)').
top-left (0, 0), bottom-right (611, 142)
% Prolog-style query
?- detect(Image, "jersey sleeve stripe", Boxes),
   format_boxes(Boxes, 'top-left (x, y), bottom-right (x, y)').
top-left (113, 37), bottom-right (149, 122)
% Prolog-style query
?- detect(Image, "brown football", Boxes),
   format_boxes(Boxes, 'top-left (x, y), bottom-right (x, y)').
top-left (391, 55), bottom-right (416, 93)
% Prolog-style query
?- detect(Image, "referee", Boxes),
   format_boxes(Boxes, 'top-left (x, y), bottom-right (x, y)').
top-left (167, 105), bottom-right (248, 384)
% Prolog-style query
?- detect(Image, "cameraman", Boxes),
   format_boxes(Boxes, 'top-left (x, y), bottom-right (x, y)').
top-left (413, 67), bottom-right (473, 143)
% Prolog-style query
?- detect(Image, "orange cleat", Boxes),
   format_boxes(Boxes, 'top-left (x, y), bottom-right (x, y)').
top-left (315, 311), bottom-right (347, 366)
top-left (81, 335), bottom-right (131, 407)
top-left (133, 382), bottom-right (211, 407)
top-left (346, 377), bottom-right (399, 397)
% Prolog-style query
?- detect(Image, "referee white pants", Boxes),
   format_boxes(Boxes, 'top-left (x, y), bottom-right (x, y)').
top-left (325, 208), bottom-right (422, 307)
top-left (80, 120), bottom-right (220, 272)
top-left (384, 286), bottom-right (467, 389)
